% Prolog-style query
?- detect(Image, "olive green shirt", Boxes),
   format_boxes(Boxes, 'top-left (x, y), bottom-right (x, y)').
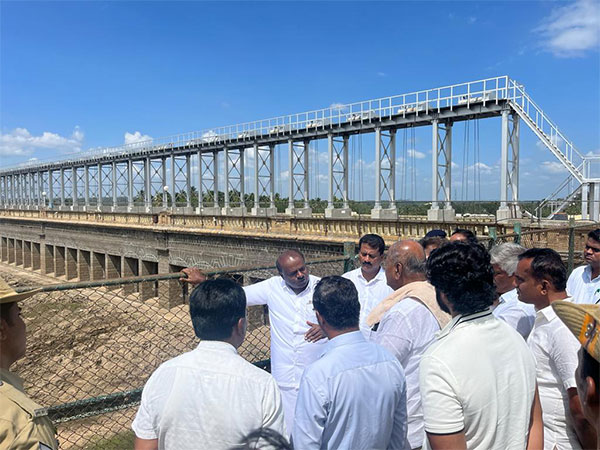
top-left (0, 368), bottom-right (58, 450)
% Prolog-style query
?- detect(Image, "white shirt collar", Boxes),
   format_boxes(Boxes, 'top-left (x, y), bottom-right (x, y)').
top-left (196, 340), bottom-right (238, 355)
top-left (357, 266), bottom-right (386, 284)
top-left (437, 307), bottom-right (494, 340)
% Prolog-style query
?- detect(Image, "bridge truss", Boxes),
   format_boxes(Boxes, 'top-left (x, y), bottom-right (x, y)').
top-left (1, 76), bottom-right (598, 221)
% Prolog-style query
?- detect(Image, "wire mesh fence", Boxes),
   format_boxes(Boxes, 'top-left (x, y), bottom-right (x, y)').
top-left (10, 256), bottom-right (350, 449)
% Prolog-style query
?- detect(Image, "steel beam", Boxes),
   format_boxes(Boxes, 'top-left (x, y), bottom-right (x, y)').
top-left (371, 127), bottom-right (398, 219)
top-left (497, 109), bottom-right (521, 221)
top-left (427, 120), bottom-right (455, 221)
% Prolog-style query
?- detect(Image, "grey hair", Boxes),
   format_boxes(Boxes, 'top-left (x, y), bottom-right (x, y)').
top-left (404, 255), bottom-right (426, 275)
top-left (489, 242), bottom-right (526, 276)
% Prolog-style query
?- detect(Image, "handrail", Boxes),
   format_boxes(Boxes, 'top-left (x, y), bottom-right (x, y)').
top-left (1, 76), bottom-right (511, 174)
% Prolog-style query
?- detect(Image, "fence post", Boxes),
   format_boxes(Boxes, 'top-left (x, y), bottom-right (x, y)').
top-left (343, 241), bottom-right (355, 273)
top-left (513, 223), bottom-right (522, 245)
top-left (567, 218), bottom-right (575, 275)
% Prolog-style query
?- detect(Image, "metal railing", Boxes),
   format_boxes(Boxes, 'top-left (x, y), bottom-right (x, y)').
top-left (11, 256), bottom-right (351, 449)
top-left (1, 76), bottom-right (511, 174)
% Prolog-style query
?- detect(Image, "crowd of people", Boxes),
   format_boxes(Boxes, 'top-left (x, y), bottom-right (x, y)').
top-left (1, 228), bottom-right (599, 450)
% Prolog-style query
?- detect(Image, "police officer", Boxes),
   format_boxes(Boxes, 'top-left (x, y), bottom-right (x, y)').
top-left (0, 278), bottom-right (58, 449)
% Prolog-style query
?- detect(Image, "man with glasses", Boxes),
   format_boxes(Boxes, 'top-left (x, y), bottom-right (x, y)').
top-left (567, 229), bottom-right (600, 304)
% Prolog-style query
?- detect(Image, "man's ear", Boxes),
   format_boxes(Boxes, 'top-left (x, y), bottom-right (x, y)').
top-left (315, 310), bottom-right (325, 328)
top-left (539, 279), bottom-right (550, 295)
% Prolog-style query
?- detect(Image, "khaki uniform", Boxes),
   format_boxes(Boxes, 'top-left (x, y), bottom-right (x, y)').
top-left (0, 369), bottom-right (58, 450)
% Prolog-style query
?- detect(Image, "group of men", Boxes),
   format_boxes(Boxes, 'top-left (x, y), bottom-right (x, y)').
top-left (2, 229), bottom-right (600, 449)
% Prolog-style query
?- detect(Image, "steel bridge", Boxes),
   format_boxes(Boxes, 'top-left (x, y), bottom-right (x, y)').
top-left (1, 75), bottom-right (598, 221)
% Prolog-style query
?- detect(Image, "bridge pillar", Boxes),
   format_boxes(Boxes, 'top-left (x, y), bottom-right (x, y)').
top-left (127, 159), bottom-right (135, 212)
top-left (83, 165), bottom-right (90, 211)
top-left (371, 127), bottom-right (398, 219)
top-left (251, 144), bottom-right (278, 216)
top-left (144, 157), bottom-right (152, 213)
top-left (197, 150), bottom-right (221, 215)
top-left (286, 139), bottom-right (312, 217)
top-left (72, 167), bottom-right (79, 210)
top-left (78, 249), bottom-right (91, 281)
top-left (583, 182), bottom-right (600, 222)
top-left (325, 134), bottom-right (352, 218)
top-left (428, 120), bottom-right (455, 221)
top-left (497, 110), bottom-right (521, 221)
top-left (222, 146), bottom-right (246, 216)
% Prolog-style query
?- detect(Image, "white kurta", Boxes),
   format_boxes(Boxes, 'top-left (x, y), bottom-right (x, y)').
top-left (243, 275), bottom-right (327, 432)
top-left (342, 266), bottom-right (394, 338)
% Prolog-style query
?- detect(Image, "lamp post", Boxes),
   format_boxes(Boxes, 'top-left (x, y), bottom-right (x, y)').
top-left (163, 185), bottom-right (169, 211)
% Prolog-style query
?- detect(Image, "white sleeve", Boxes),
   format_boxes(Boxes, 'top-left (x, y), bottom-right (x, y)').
top-left (131, 372), bottom-right (161, 440)
top-left (261, 378), bottom-right (287, 437)
top-left (419, 354), bottom-right (465, 434)
top-left (551, 322), bottom-right (581, 390)
top-left (292, 375), bottom-right (327, 449)
top-left (243, 278), bottom-right (272, 306)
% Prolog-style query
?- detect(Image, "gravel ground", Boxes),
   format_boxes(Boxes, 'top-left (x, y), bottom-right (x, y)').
top-left (1, 263), bottom-right (270, 449)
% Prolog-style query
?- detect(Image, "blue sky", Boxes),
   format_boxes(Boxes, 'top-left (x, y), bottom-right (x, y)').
top-left (1, 1), bottom-right (599, 202)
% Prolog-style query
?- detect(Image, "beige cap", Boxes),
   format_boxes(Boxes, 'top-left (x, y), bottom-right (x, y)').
top-left (0, 277), bottom-right (41, 305)
top-left (552, 301), bottom-right (600, 363)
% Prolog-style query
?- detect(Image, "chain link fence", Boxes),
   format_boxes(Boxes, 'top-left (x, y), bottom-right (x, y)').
top-left (482, 222), bottom-right (598, 274)
top-left (11, 256), bottom-right (351, 449)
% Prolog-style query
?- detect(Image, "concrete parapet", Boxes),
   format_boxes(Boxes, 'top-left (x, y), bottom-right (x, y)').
top-left (23, 241), bottom-right (32, 268)
top-left (78, 250), bottom-right (91, 281)
top-left (371, 208), bottom-right (398, 220)
top-left (427, 207), bottom-right (456, 222)
top-left (221, 207), bottom-right (246, 217)
top-left (32, 242), bottom-right (41, 271)
top-left (325, 207), bottom-right (352, 219)
top-left (15, 240), bottom-right (23, 266)
top-left (66, 248), bottom-right (78, 280)
top-left (285, 207), bottom-right (312, 217)
top-left (55, 246), bottom-right (66, 277)
top-left (197, 206), bottom-right (222, 216)
top-left (496, 205), bottom-right (522, 222)
top-left (250, 207), bottom-right (278, 217)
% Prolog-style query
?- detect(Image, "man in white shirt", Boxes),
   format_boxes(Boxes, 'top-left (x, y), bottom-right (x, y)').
top-left (132, 278), bottom-right (286, 450)
top-left (420, 241), bottom-right (542, 450)
top-left (240, 250), bottom-right (326, 434)
top-left (293, 276), bottom-right (408, 450)
top-left (567, 229), bottom-right (600, 305)
top-left (371, 240), bottom-right (448, 450)
top-left (515, 248), bottom-right (597, 449)
top-left (489, 242), bottom-right (536, 338)
top-left (342, 233), bottom-right (393, 337)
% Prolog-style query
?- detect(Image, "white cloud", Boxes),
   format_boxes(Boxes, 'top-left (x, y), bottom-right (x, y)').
top-left (377, 72), bottom-right (387, 77)
top-left (541, 160), bottom-right (569, 174)
top-left (468, 16), bottom-right (477, 24)
top-left (329, 103), bottom-right (348, 112)
top-left (124, 131), bottom-right (153, 145)
top-left (407, 149), bottom-right (426, 159)
top-left (535, 0), bottom-right (600, 57)
top-left (0, 126), bottom-right (84, 156)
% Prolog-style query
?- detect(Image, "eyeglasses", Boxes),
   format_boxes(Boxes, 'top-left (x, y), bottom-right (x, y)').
top-left (585, 245), bottom-right (600, 253)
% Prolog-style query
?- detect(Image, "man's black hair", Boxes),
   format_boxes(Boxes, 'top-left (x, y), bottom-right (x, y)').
top-left (419, 236), bottom-right (447, 250)
top-left (313, 276), bottom-right (360, 329)
top-left (588, 229), bottom-right (600, 243)
top-left (581, 348), bottom-right (600, 387)
top-left (518, 248), bottom-right (567, 292)
top-left (426, 241), bottom-right (495, 315)
top-left (451, 228), bottom-right (478, 244)
top-left (238, 428), bottom-right (292, 450)
top-left (189, 279), bottom-right (246, 340)
top-left (358, 234), bottom-right (385, 256)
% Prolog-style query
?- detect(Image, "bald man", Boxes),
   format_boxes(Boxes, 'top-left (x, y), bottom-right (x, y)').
top-left (370, 240), bottom-right (450, 450)
top-left (183, 250), bottom-right (326, 434)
